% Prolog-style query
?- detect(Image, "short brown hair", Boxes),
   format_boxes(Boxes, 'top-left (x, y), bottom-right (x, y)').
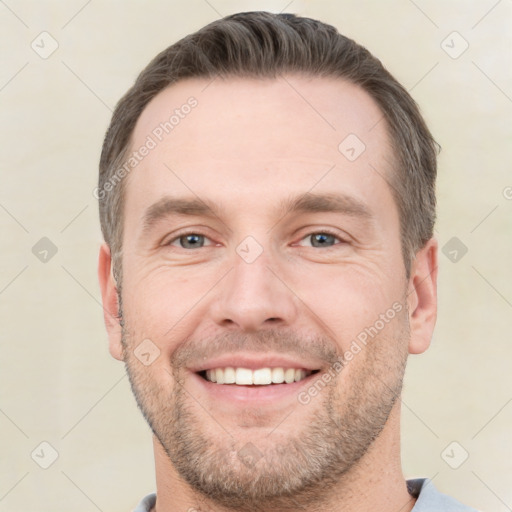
top-left (99, 11), bottom-right (438, 280)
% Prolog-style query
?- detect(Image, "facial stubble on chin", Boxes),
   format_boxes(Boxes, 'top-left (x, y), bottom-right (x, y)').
top-left (120, 306), bottom-right (410, 511)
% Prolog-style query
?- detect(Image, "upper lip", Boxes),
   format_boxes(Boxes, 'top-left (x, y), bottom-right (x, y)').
top-left (188, 353), bottom-right (325, 373)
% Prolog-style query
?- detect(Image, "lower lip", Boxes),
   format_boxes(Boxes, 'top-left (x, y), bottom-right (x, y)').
top-left (189, 371), bottom-right (318, 404)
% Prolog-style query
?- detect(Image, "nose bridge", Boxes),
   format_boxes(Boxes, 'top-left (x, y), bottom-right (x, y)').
top-left (213, 242), bottom-right (297, 331)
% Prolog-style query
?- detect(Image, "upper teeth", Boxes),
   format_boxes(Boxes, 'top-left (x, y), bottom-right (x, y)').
top-left (205, 367), bottom-right (312, 385)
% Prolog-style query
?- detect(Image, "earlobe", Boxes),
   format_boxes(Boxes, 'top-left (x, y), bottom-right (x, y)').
top-left (98, 243), bottom-right (124, 361)
top-left (406, 238), bottom-right (438, 355)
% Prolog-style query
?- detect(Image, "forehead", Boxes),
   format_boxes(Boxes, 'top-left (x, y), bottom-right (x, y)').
top-left (125, 75), bottom-right (395, 219)
top-left (132, 74), bottom-right (390, 159)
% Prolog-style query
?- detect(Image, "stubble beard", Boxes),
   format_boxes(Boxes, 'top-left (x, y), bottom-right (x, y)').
top-left (121, 310), bottom-right (409, 511)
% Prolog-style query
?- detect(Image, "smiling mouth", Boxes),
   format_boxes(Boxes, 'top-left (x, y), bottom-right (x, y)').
top-left (197, 367), bottom-right (321, 386)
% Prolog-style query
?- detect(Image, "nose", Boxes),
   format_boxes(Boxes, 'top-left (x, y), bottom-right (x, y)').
top-left (211, 251), bottom-right (298, 332)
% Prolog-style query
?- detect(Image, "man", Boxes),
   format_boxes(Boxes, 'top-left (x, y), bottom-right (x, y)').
top-left (97, 11), bottom-right (478, 512)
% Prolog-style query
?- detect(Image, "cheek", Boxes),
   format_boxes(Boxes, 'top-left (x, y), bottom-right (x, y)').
top-left (121, 263), bottom-right (217, 353)
top-left (289, 262), bottom-right (403, 351)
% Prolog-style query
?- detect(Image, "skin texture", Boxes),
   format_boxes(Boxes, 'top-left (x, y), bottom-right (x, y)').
top-left (98, 75), bottom-right (438, 512)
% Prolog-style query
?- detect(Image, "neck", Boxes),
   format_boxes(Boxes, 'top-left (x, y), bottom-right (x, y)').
top-left (151, 403), bottom-right (415, 512)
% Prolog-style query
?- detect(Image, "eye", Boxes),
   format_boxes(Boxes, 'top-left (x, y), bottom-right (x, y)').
top-left (168, 233), bottom-right (213, 249)
top-left (298, 231), bottom-right (344, 248)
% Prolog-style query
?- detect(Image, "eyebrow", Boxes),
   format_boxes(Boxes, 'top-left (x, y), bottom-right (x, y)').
top-left (142, 197), bottom-right (221, 234)
top-left (141, 192), bottom-right (374, 235)
top-left (278, 192), bottom-right (374, 220)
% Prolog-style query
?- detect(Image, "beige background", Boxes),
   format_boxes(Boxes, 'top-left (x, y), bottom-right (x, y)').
top-left (1, 1), bottom-right (511, 511)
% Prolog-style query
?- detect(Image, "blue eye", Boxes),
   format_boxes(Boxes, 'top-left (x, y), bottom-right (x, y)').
top-left (309, 233), bottom-right (337, 247)
top-left (298, 232), bottom-right (343, 248)
top-left (171, 234), bottom-right (207, 249)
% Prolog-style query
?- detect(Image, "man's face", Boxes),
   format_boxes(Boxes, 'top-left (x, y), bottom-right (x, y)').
top-left (114, 76), bottom-right (415, 507)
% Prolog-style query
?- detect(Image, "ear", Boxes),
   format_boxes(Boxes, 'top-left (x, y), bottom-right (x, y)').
top-left (406, 237), bottom-right (438, 355)
top-left (98, 243), bottom-right (124, 361)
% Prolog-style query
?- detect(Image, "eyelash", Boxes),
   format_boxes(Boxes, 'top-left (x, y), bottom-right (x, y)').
top-left (166, 229), bottom-right (347, 248)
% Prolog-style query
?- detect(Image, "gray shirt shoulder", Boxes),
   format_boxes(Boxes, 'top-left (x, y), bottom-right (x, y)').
top-left (409, 478), bottom-right (480, 512)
